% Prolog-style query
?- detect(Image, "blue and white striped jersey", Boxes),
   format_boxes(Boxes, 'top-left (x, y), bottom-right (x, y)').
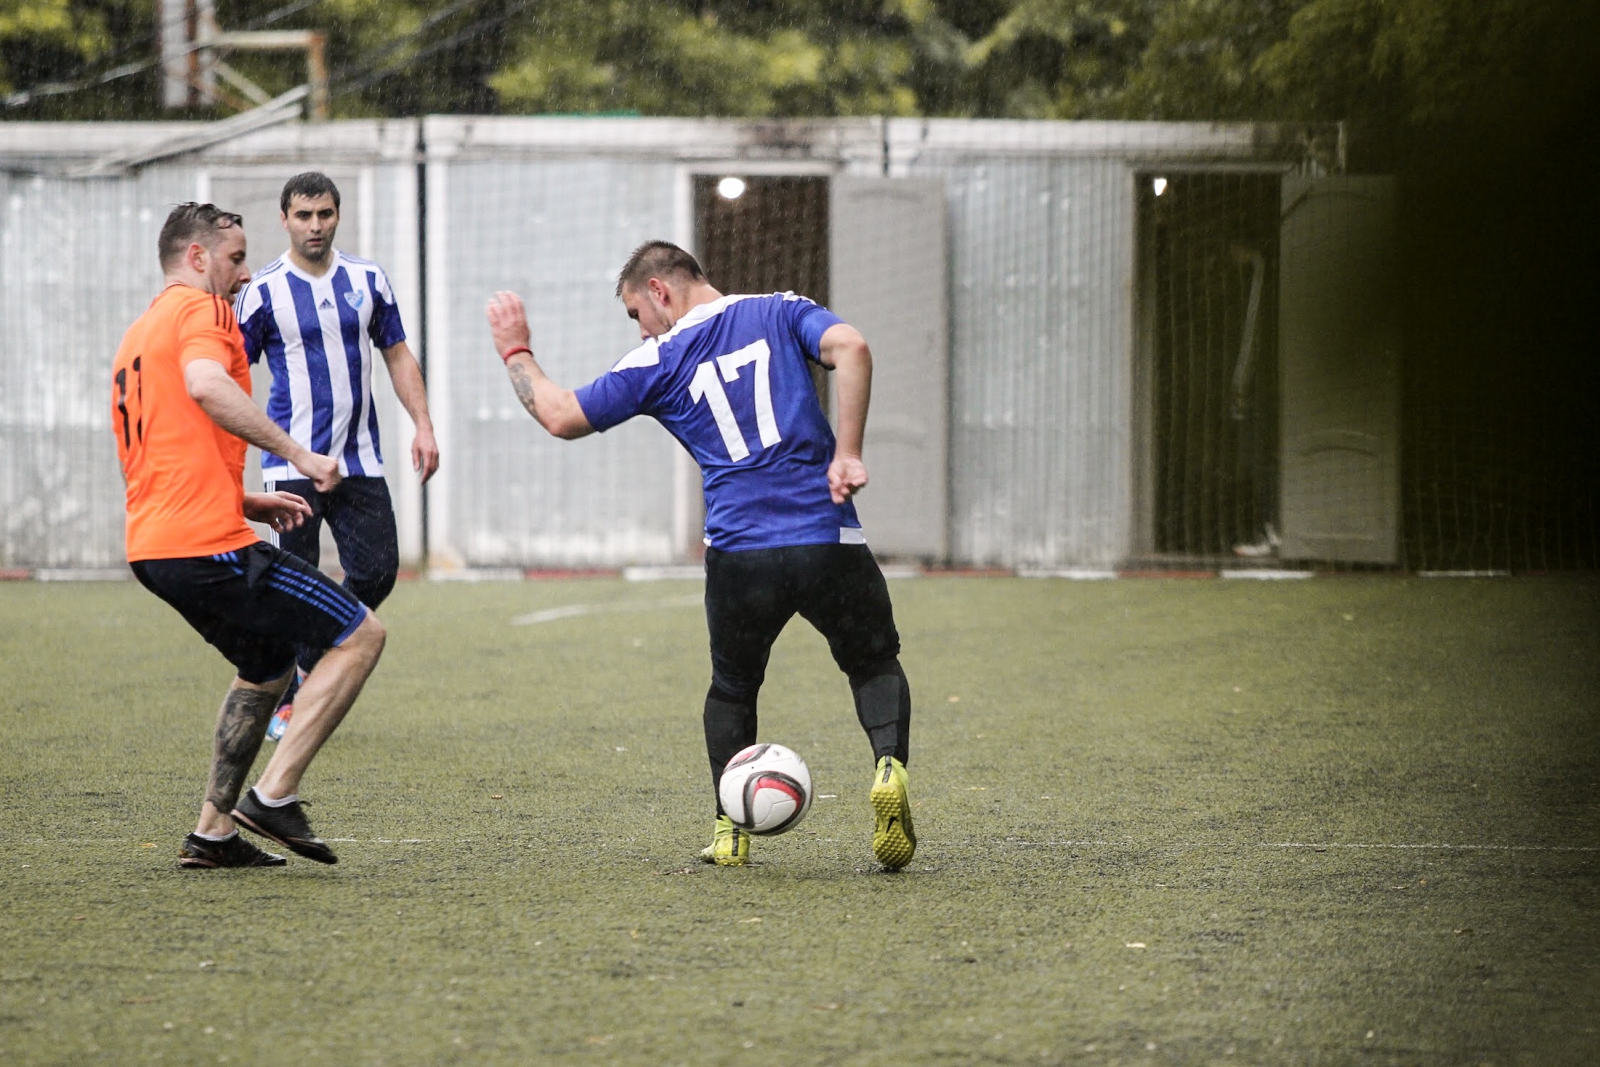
top-left (235, 250), bottom-right (406, 479)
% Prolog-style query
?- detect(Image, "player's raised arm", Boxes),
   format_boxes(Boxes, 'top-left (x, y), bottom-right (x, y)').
top-left (184, 358), bottom-right (341, 491)
top-left (818, 322), bottom-right (872, 504)
top-left (486, 290), bottom-right (594, 440)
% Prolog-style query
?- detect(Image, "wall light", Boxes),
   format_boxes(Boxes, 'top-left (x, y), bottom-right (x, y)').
top-left (1152, 177), bottom-right (1169, 197)
top-left (717, 176), bottom-right (747, 200)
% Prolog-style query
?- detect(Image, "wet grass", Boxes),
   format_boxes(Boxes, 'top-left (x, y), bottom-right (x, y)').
top-left (2, 574), bottom-right (1598, 1065)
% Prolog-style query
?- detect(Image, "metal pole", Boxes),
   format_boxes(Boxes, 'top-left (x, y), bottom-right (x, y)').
top-left (416, 122), bottom-right (430, 567)
top-left (306, 32), bottom-right (328, 121)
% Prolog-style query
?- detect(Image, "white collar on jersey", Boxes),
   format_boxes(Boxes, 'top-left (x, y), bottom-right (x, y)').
top-left (270, 249), bottom-right (365, 284)
top-left (610, 292), bottom-right (805, 372)
top-left (657, 292), bottom-right (758, 344)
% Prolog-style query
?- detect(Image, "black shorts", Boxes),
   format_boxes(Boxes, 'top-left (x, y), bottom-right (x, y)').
top-left (704, 542), bottom-right (901, 699)
top-left (131, 542), bottom-right (368, 684)
top-left (265, 475), bottom-right (399, 609)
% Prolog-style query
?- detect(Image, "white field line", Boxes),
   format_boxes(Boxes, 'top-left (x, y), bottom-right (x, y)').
top-left (621, 564), bottom-right (922, 581)
top-left (1219, 569), bottom-right (1313, 580)
top-left (1005, 840), bottom-right (1599, 853)
top-left (510, 593), bottom-right (702, 627)
top-left (1263, 841), bottom-right (1599, 852)
top-left (430, 567), bottom-right (526, 583)
top-left (33, 568), bottom-right (133, 581)
top-left (622, 565), bottom-right (705, 581)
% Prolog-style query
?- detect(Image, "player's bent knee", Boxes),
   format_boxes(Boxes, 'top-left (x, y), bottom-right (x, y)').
top-left (249, 664), bottom-right (297, 695)
top-left (231, 668), bottom-right (293, 695)
top-left (846, 656), bottom-right (903, 688)
top-left (341, 611), bottom-right (386, 660)
top-left (360, 611), bottom-right (387, 648)
top-left (348, 570), bottom-right (397, 610)
top-left (707, 683), bottom-right (757, 707)
top-left (709, 675), bottom-right (763, 704)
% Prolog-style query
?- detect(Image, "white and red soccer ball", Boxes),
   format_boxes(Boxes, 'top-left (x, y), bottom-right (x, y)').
top-left (718, 743), bottom-right (814, 835)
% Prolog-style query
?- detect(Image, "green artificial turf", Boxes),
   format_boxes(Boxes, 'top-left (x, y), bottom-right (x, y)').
top-left (1, 575), bottom-right (1597, 1065)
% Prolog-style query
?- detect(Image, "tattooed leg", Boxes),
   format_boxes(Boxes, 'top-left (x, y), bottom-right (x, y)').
top-left (195, 674), bottom-right (291, 836)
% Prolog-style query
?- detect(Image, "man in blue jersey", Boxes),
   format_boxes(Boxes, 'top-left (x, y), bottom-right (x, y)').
top-left (237, 172), bottom-right (440, 740)
top-left (485, 241), bottom-right (916, 870)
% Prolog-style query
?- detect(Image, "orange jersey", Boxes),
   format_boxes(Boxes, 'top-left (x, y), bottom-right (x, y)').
top-left (113, 285), bottom-right (258, 561)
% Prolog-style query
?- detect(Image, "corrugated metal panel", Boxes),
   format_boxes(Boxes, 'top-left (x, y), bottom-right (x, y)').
top-left (430, 159), bottom-right (682, 566)
top-left (909, 156), bottom-right (1133, 567)
top-left (0, 168), bottom-right (190, 567)
top-left (829, 176), bottom-right (949, 559)
top-left (363, 162), bottom-right (425, 565)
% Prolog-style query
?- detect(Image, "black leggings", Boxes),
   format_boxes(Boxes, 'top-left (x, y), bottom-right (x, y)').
top-left (702, 543), bottom-right (912, 810)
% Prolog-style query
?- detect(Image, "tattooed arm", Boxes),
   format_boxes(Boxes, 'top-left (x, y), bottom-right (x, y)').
top-left (486, 290), bottom-right (594, 440)
top-left (506, 355), bottom-right (593, 439)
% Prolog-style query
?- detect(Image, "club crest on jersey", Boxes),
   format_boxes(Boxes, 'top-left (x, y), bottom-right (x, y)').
top-left (344, 290), bottom-right (365, 311)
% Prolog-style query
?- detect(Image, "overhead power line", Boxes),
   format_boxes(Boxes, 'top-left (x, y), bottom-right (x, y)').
top-left (328, 0), bottom-right (521, 97)
top-left (329, 0), bottom-right (487, 86)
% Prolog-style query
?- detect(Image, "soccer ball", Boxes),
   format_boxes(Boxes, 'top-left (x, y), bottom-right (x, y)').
top-left (718, 743), bottom-right (814, 836)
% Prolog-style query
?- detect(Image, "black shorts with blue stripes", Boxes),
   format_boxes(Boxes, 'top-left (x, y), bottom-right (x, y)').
top-left (131, 541), bottom-right (367, 684)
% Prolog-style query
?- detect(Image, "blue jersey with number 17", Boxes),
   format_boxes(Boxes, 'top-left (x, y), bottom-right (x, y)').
top-left (574, 292), bottom-right (863, 552)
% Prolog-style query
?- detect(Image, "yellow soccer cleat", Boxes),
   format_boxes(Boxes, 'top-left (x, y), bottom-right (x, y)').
top-left (699, 815), bottom-right (750, 867)
top-left (870, 756), bottom-right (917, 869)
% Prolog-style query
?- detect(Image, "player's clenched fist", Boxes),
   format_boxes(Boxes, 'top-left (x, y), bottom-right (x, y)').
top-left (294, 451), bottom-right (341, 493)
top-left (828, 454), bottom-right (869, 504)
top-left (487, 291), bottom-right (532, 362)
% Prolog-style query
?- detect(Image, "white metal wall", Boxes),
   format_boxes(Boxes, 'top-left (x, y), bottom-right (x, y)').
top-left (1, 168), bottom-right (187, 568)
top-left (425, 156), bottom-right (681, 566)
top-left (915, 155), bottom-right (1135, 567)
top-left (0, 116), bottom-right (1308, 571)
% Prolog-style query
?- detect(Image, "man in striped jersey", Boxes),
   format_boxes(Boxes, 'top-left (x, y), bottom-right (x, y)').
top-left (237, 172), bottom-right (439, 740)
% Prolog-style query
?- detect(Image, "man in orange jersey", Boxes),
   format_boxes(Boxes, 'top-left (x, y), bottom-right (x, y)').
top-left (113, 203), bottom-right (387, 869)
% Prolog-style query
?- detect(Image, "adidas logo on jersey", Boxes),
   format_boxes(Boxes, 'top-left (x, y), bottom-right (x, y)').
top-left (319, 297), bottom-right (335, 310)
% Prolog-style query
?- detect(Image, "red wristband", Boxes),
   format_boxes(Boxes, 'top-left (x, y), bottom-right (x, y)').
top-left (501, 345), bottom-right (531, 364)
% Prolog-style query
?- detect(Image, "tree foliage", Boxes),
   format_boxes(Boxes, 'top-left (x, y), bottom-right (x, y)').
top-left (1, 0), bottom-right (109, 98)
top-left (2, 0), bottom-right (1593, 139)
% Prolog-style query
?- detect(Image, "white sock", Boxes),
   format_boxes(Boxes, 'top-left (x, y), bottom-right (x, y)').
top-left (193, 829), bottom-right (236, 842)
top-left (253, 788), bottom-right (299, 808)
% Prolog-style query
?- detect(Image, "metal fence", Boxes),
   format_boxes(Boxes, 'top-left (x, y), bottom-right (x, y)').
top-left (3, 116), bottom-right (1339, 571)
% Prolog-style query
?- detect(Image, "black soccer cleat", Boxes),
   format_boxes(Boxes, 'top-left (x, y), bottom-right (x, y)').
top-left (231, 788), bottom-right (338, 865)
top-left (179, 831), bottom-right (287, 869)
